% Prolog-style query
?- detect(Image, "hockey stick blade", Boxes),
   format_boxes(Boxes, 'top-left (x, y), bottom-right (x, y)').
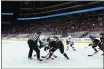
top-left (41, 56), bottom-right (47, 58)
top-left (88, 55), bottom-right (93, 56)
top-left (88, 52), bottom-right (98, 57)
top-left (53, 55), bottom-right (57, 58)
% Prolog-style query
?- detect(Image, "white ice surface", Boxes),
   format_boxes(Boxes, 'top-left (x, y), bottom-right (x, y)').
top-left (2, 40), bottom-right (103, 68)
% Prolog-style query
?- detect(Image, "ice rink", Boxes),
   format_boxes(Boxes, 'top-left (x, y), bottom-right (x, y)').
top-left (2, 40), bottom-right (103, 68)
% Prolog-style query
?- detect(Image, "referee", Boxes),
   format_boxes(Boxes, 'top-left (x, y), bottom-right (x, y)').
top-left (27, 31), bottom-right (42, 61)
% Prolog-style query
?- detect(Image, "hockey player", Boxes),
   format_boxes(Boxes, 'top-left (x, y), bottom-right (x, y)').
top-left (100, 33), bottom-right (104, 45)
top-left (88, 35), bottom-right (104, 56)
top-left (66, 35), bottom-right (76, 51)
top-left (46, 36), bottom-right (69, 60)
top-left (38, 35), bottom-right (49, 49)
top-left (89, 36), bottom-right (99, 53)
top-left (27, 31), bottom-right (42, 61)
top-left (100, 33), bottom-right (104, 55)
top-left (38, 37), bottom-right (57, 59)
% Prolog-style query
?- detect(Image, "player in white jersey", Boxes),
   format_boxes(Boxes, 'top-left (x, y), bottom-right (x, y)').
top-left (38, 35), bottom-right (49, 49)
top-left (66, 35), bottom-right (76, 51)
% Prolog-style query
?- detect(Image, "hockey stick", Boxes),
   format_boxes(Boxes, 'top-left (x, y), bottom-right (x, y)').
top-left (85, 44), bottom-right (92, 49)
top-left (88, 47), bottom-right (104, 56)
top-left (34, 52), bottom-right (54, 60)
top-left (41, 51), bottom-right (49, 58)
top-left (85, 43), bottom-right (93, 49)
top-left (88, 44), bottom-right (104, 56)
top-left (41, 50), bottom-right (57, 58)
top-left (84, 46), bottom-right (89, 49)
top-left (88, 51), bottom-right (98, 56)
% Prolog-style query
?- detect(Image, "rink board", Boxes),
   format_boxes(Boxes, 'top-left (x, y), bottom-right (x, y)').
top-left (2, 37), bottom-right (94, 43)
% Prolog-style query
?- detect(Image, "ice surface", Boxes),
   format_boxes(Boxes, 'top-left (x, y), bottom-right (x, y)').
top-left (2, 40), bottom-right (103, 68)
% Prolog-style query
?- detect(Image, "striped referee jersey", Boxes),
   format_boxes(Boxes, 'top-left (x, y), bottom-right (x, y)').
top-left (29, 33), bottom-right (40, 42)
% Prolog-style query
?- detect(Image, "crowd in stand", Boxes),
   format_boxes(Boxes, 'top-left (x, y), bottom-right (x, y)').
top-left (2, 15), bottom-right (104, 35)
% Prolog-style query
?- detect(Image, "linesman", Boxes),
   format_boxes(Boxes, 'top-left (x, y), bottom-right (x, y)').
top-left (27, 31), bottom-right (42, 61)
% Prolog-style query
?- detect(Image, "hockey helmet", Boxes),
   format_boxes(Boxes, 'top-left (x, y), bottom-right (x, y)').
top-left (68, 35), bottom-right (72, 38)
top-left (37, 31), bottom-right (41, 35)
top-left (89, 35), bottom-right (95, 39)
top-left (54, 36), bottom-right (58, 39)
top-left (47, 37), bottom-right (51, 42)
top-left (100, 33), bottom-right (104, 35)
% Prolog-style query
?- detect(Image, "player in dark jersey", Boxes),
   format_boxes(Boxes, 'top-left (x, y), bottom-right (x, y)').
top-left (100, 33), bottom-right (104, 55)
top-left (38, 37), bottom-right (57, 59)
top-left (88, 36), bottom-right (104, 56)
top-left (89, 36), bottom-right (99, 53)
top-left (100, 33), bottom-right (104, 44)
top-left (46, 36), bottom-right (69, 60)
